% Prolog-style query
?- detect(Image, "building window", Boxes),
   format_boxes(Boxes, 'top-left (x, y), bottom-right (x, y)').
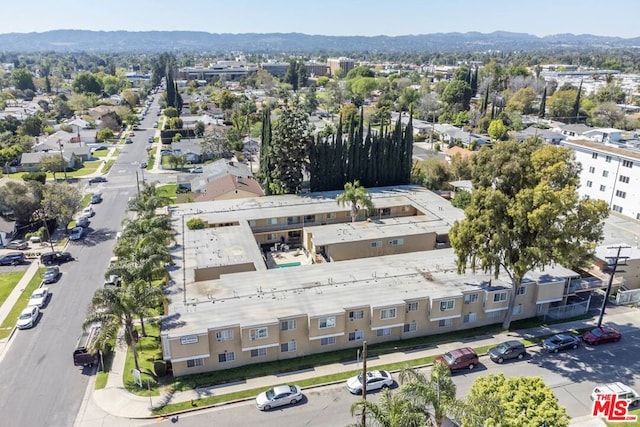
top-left (615, 190), bottom-right (626, 199)
top-left (605, 155), bottom-right (612, 163)
top-left (592, 153), bottom-right (598, 159)
top-left (304, 214), bottom-right (315, 224)
top-left (440, 300), bottom-right (455, 311)
top-left (186, 358), bottom-right (204, 368)
top-left (267, 233), bottom-right (277, 241)
top-left (380, 208), bottom-right (391, 217)
top-left (403, 323), bottom-right (417, 332)
top-left (513, 304), bottom-right (523, 315)
top-left (267, 218), bottom-right (278, 225)
top-left (493, 292), bottom-right (507, 302)
top-left (376, 328), bottom-right (391, 337)
top-left (612, 205), bottom-right (623, 213)
top-left (619, 175), bottom-right (630, 184)
top-left (348, 310), bottom-right (364, 321)
top-left (218, 352), bottom-right (235, 363)
top-left (287, 216), bottom-right (300, 225)
top-left (250, 348), bottom-right (267, 358)
top-left (349, 331), bottom-right (364, 341)
top-left (320, 336), bottom-right (336, 346)
top-left (586, 181), bottom-right (592, 188)
top-left (438, 319), bottom-right (453, 327)
top-left (622, 160), bottom-right (633, 168)
top-left (588, 166), bottom-right (595, 173)
top-left (381, 308), bottom-right (397, 319)
top-left (370, 241), bottom-right (383, 248)
top-left (406, 302), bottom-right (419, 312)
top-left (517, 286), bottom-right (526, 296)
top-left (180, 335), bottom-right (198, 345)
top-left (280, 320), bottom-right (297, 331)
top-left (318, 316), bottom-right (336, 329)
top-left (250, 327), bottom-right (268, 341)
top-left (602, 170), bottom-right (609, 178)
top-left (488, 311), bottom-right (502, 319)
top-left (281, 341), bottom-right (297, 353)
top-left (248, 220), bottom-right (256, 227)
top-left (600, 185), bottom-right (606, 192)
top-left (463, 313), bottom-right (477, 323)
top-left (388, 239), bottom-right (404, 246)
top-left (464, 293), bottom-right (478, 304)
top-left (216, 329), bottom-right (233, 342)
top-left (326, 212), bottom-right (336, 219)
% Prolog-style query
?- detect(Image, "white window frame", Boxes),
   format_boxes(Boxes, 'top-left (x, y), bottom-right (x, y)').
top-left (464, 293), bottom-right (478, 304)
top-left (463, 313), bottom-right (477, 323)
top-left (406, 302), bottom-right (419, 312)
top-left (318, 316), bottom-right (336, 329)
top-left (440, 300), bottom-right (455, 311)
top-left (602, 170), bottom-right (609, 177)
top-left (517, 286), bottom-right (527, 296)
top-left (250, 327), bottom-right (268, 341)
top-left (600, 184), bottom-right (606, 192)
top-left (606, 155), bottom-right (612, 163)
top-left (493, 292), bottom-right (508, 302)
top-left (348, 310), bottom-right (364, 321)
top-left (267, 218), bottom-right (278, 225)
top-left (586, 180), bottom-right (592, 188)
top-left (348, 331), bottom-right (364, 341)
top-left (615, 190), bottom-right (626, 199)
top-left (438, 319), bottom-right (453, 327)
top-left (380, 308), bottom-right (397, 320)
top-left (622, 160), bottom-right (633, 168)
top-left (186, 358), bottom-right (204, 368)
top-left (320, 336), bottom-right (336, 346)
top-left (250, 348), bottom-right (267, 358)
top-left (376, 328), bottom-right (391, 337)
top-left (216, 329), bottom-right (233, 342)
top-left (280, 319), bottom-right (297, 331)
top-left (218, 352), bottom-right (235, 363)
top-left (588, 166), bottom-right (595, 173)
top-left (281, 341), bottom-right (297, 353)
top-left (619, 175), bottom-right (630, 183)
top-left (370, 241), bottom-right (383, 248)
top-left (388, 238), bottom-right (404, 246)
top-left (403, 323), bottom-right (417, 332)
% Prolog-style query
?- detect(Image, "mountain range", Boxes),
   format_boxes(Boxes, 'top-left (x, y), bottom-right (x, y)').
top-left (1, 30), bottom-right (639, 53)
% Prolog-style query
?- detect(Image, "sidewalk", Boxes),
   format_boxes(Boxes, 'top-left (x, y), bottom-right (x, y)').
top-left (88, 307), bottom-right (639, 423)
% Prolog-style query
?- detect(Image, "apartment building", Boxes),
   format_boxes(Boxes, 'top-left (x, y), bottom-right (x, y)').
top-left (561, 139), bottom-right (640, 221)
top-left (327, 57), bottom-right (355, 76)
top-left (159, 186), bottom-right (602, 376)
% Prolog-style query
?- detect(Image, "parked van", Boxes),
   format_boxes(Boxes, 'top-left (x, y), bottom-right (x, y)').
top-left (591, 382), bottom-right (640, 406)
top-left (73, 324), bottom-right (101, 367)
top-left (0, 252), bottom-right (26, 266)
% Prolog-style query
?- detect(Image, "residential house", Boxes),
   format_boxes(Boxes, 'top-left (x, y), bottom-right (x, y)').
top-left (177, 159), bottom-right (263, 202)
top-left (555, 123), bottom-right (592, 139)
top-left (592, 243), bottom-right (640, 291)
top-left (19, 151), bottom-right (79, 172)
top-left (433, 124), bottom-right (490, 148)
top-left (444, 146), bottom-right (477, 163)
top-left (515, 127), bottom-right (566, 145)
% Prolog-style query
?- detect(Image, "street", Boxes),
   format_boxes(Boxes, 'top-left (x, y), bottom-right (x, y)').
top-left (138, 329), bottom-right (640, 427)
top-left (0, 97), bottom-right (162, 427)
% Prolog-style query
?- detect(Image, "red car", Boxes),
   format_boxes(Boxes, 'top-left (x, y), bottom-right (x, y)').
top-left (581, 326), bottom-right (622, 345)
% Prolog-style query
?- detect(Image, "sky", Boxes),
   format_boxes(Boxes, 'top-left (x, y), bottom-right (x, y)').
top-left (3, 0), bottom-right (640, 38)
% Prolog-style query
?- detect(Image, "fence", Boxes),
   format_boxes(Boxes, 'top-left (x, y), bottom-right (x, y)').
top-left (614, 287), bottom-right (640, 306)
top-left (542, 299), bottom-right (590, 322)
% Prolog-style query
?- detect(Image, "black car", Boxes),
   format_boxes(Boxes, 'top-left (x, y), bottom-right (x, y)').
top-left (88, 176), bottom-right (107, 184)
top-left (488, 340), bottom-right (527, 363)
top-left (40, 251), bottom-right (74, 266)
top-left (0, 252), bottom-right (26, 266)
top-left (542, 334), bottom-right (581, 353)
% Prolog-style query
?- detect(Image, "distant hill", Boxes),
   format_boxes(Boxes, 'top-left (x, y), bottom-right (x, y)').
top-left (1, 30), bottom-right (639, 53)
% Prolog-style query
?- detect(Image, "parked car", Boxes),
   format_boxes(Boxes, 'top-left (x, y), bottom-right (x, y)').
top-left (17, 306), bottom-right (39, 329)
top-left (542, 334), bottom-right (581, 353)
top-left (82, 206), bottom-right (95, 217)
top-left (140, 161), bottom-right (147, 169)
top-left (152, 121), bottom-right (158, 128)
top-left (76, 216), bottom-right (90, 228)
top-left (104, 275), bottom-right (122, 288)
top-left (90, 193), bottom-right (102, 204)
top-left (28, 287), bottom-right (49, 308)
top-left (591, 383), bottom-right (640, 407)
top-left (255, 384), bottom-right (302, 411)
top-left (125, 138), bottom-right (133, 144)
top-left (346, 370), bottom-right (394, 394)
top-left (488, 340), bottom-right (527, 363)
top-left (69, 227), bottom-right (84, 241)
top-left (5, 239), bottom-right (29, 250)
top-left (40, 251), bottom-right (73, 265)
top-left (0, 252), bottom-right (26, 266)
top-left (189, 167), bottom-right (203, 174)
top-left (434, 347), bottom-right (479, 371)
top-left (148, 136), bottom-right (154, 143)
top-left (43, 266), bottom-right (61, 284)
top-left (88, 176), bottom-right (107, 184)
top-left (582, 326), bottom-right (622, 345)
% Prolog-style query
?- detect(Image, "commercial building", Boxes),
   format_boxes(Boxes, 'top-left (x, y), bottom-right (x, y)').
top-left (327, 57), bottom-right (355, 76)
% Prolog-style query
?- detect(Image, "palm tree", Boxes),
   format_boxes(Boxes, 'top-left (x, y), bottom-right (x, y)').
top-left (399, 363), bottom-right (461, 427)
top-left (336, 181), bottom-right (375, 223)
top-left (350, 388), bottom-right (425, 427)
top-left (127, 280), bottom-right (164, 337)
top-left (83, 287), bottom-right (142, 371)
top-left (128, 182), bottom-right (171, 216)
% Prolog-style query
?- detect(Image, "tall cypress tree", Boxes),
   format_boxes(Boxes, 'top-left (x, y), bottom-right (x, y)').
top-left (482, 86), bottom-right (490, 116)
top-left (572, 80), bottom-right (582, 123)
top-left (258, 106), bottom-right (273, 194)
top-left (539, 86), bottom-right (547, 118)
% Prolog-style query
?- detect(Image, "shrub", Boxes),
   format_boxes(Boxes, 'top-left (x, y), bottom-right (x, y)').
top-left (186, 217), bottom-right (206, 230)
top-left (154, 360), bottom-right (168, 377)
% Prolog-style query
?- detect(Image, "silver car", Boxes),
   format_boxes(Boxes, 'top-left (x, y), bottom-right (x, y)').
top-left (17, 306), bottom-right (39, 329)
top-left (255, 384), bottom-right (302, 411)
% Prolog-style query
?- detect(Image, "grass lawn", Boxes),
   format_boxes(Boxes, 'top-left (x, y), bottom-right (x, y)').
top-left (157, 184), bottom-right (177, 204)
top-left (103, 160), bottom-right (115, 174)
top-left (92, 149), bottom-right (109, 157)
top-left (123, 321), bottom-right (163, 396)
top-left (161, 155), bottom-right (171, 167)
top-left (146, 154), bottom-right (155, 170)
top-left (0, 271), bottom-right (26, 307)
top-left (0, 268), bottom-right (45, 339)
top-left (604, 408), bottom-right (640, 426)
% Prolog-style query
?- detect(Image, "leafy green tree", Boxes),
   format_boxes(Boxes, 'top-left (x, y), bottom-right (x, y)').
top-left (346, 66), bottom-right (375, 79)
top-left (450, 140), bottom-right (610, 329)
top-left (413, 158), bottom-right (450, 190)
top-left (548, 89), bottom-right (578, 121)
top-left (350, 388), bottom-right (425, 427)
top-left (0, 181), bottom-right (40, 223)
top-left (163, 106), bottom-right (178, 118)
top-left (451, 190), bottom-right (472, 209)
top-left (462, 374), bottom-right (569, 427)
top-left (41, 182), bottom-right (82, 227)
top-left (18, 114), bottom-right (43, 137)
top-left (487, 119), bottom-right (508, 141)
top-left (96, 128), bottom-right (114, 141)
top-left (590, 102), bottom-right (625, 128)
top-left (336, 181), bottom-right (374, 223)
top-left (399, 363), bottom-right (461, 427)
top-left (595, 82), bottom-right (626, 104)
top-left (506, 87), bottom-right (537, 114)
top-left (72, 72), bottom-right (102, 95)
top-left (186, 217), bottom-right (206, 230)
top-left (441, 80), bottom-right (472, 117)
top-left (194, 120), bottom-right (205, 137)
top-left (269, 98), bottom-right (310, 194)
top-left (10, 68), bottom-right (36, 91)
top-left (38, 154), bottom-right (66, 180)
top-left (215, 90), bottom-right (235, 111)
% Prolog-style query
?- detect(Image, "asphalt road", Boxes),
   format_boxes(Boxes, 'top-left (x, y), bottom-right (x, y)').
top-left (0, 97), bottom-right (161, 427)
top-left (139, 330), bottom-right (640, 427)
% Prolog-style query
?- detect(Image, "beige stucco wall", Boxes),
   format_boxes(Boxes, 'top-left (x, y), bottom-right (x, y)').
top-left (324, 233), bottom-right (437, 262)
top-left (193, 263), bottom-right (256, 282)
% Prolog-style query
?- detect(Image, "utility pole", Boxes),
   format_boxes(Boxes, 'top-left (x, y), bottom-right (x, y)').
top-left (135, 171), bottom-right (141, 195)
top-left (597, 245), bottom-right (630, 328)
top-left (57, 139), bottom-right (68, 181)
top-left (360, 340), bottom-right (367, 427)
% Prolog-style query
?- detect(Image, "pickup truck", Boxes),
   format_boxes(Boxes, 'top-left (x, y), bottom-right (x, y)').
top-left (73, 325), bottom-right (100, 367)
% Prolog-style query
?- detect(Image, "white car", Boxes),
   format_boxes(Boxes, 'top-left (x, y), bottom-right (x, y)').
top-left (17, 306), bottom-right (39, 329)
top-left (346, 370), bottom-right (394, 395)
top-left (28, 287), bottom-right (49, 308)
top-left (69, 227), bottom-right (83, 241)
top-left (82, 206), bottom-right (95, 217)
top-left (255, 384), bottom-right (302, 411)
